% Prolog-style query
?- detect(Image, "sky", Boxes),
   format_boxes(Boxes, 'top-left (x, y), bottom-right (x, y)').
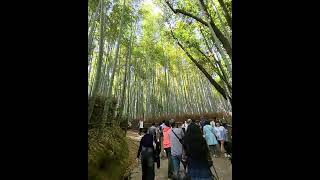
top-left (143, 0), bottom-right (162, 15)
top-left (135, 0), bottom-right (163, 42)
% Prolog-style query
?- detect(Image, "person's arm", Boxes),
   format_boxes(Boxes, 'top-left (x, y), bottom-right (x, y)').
top-left (137, 136), bottom-right (144, 158)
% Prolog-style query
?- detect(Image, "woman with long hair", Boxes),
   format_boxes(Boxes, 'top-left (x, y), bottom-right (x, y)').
top-left (184, 123), bottom-right (213, 180)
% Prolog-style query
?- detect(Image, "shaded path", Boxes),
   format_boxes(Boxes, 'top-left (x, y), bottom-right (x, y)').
top-left (126, 130), bottom-right (231, 180)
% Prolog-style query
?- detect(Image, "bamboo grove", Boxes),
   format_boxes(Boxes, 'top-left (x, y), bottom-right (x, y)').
top-left (88, 0), bottom-right (232, 127)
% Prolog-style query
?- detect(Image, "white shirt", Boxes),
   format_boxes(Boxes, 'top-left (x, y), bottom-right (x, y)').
top-left (139, 121), bottom-right (144, 128)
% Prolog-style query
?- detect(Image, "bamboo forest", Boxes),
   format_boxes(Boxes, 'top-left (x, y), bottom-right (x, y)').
top-left (88, 0), bottom-right (232, 179)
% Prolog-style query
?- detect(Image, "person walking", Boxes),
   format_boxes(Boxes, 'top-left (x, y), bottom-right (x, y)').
top-left (148, 122), bottom-right (157, 142)
top-left (203, 121), bottom-right (218, 158)
top-left (186, 119), bottom-right (197, 134)
top-left (138, 119), bottom-right (144, 136)
top-left (181, 121), bottom-right (186, 134)
top-left (162, 120), bottom-right (174, 178)
top-left (137, 128), bottom-right (155, 180)
top-left (169, 119), bottom-right (185, 179)
top-left (214, 122), bottom-right (227, 155)
top-left (185, 119), bottom-right (192, 132)
top-left (222, 123), bottom-right (232, 159)
top-left (199, 116), bottom-right (206, 131)
top-left (184, 123), bottom-right (213, 180)
top-left (159, 120), bottom-right (166, 159)
top-left (154, 134), bottom-right (161, 169)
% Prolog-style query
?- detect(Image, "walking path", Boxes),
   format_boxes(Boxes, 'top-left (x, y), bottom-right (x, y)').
top-left (126, 130), bottom-right (232, 180)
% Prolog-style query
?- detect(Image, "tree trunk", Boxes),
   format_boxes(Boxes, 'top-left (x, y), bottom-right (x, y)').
top-left (171, 30), bottom-right (229, 101)
top-left (117, 36), bottom-right (132, 122)
top-left (217, 0), bottom-right (232, 28)
top-left (198, 0), bottom-right (232, 67)
top-left (102, 0), bottom-right (126, 126)
top-left (210, 0), bottom-right (231, 43)
top-left (88, 1), bottom-right (101, 64)
top-left (165, 0), bottom-right (232, 58)
top-left (88, 0), bottom-right (105, 123)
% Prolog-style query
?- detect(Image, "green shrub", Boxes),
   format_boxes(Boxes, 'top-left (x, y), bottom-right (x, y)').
top-left (88, 126), bottom-right (129, 180)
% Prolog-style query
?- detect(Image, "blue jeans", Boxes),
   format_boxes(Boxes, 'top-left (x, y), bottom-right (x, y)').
top-left (172, 155), bottom-right (182, 178)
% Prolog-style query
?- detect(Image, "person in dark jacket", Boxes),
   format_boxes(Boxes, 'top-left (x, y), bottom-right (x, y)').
top-left (137, 128), bottom-right (155, 180)
top-left (154, 139), bottom-right (161, 169)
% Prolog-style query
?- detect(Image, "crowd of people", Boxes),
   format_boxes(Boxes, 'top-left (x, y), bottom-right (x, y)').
top-left (136, 117), bottom-right (232, 180)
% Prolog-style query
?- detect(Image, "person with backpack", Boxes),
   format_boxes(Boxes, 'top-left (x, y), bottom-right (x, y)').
top-left (168, 119), bottom-right (185, 179)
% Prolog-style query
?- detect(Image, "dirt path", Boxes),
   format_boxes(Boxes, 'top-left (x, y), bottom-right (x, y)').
top-left (126, 130), bottom-right (231, 180)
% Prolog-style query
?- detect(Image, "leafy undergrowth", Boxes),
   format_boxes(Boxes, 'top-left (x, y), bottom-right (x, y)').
top-left (89, 126), bottom-right (129, 180)
top-left (124, 133), bottom-right (140, 178)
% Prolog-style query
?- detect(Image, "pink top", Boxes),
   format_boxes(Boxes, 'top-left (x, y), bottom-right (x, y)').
top-left (162, 126), bottom-right (171, 148)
